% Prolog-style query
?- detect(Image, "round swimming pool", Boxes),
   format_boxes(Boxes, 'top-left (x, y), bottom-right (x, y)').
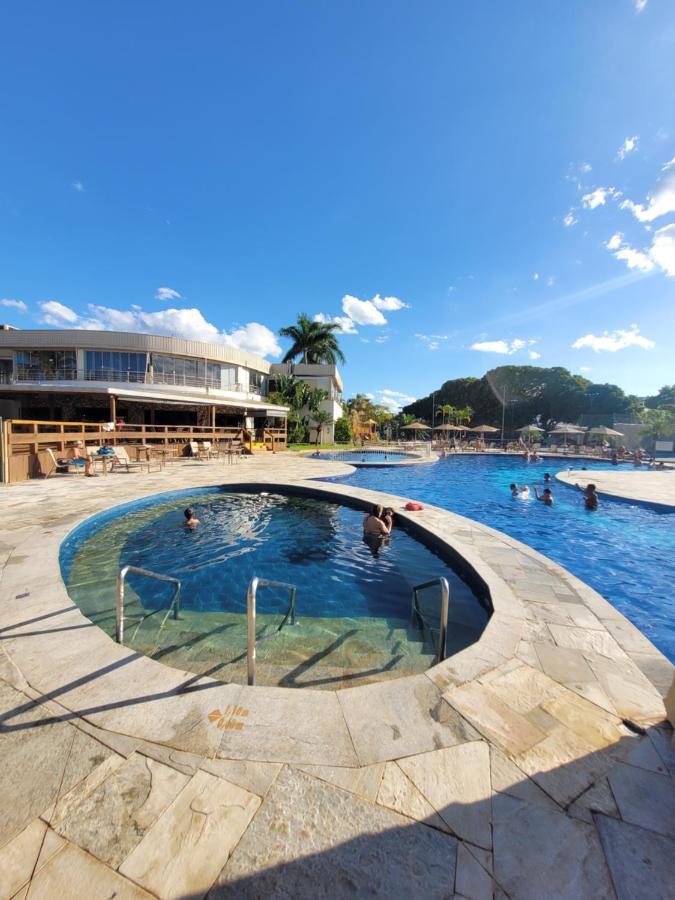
top-left (60, 488), bottom-right (489, 688)
top-left (331, 455), bottom-right (675, 662)
top-left (310, 449), bottom-right (423, 465)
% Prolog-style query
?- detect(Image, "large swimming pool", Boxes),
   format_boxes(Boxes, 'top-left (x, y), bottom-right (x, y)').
top-left (333, 455), bottom-right (674, 662)
top-left (311, 449), bottom-right (420, 465)
top-left (60, 489), bottom-right (488, 688)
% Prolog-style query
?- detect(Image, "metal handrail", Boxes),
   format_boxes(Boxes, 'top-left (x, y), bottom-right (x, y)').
top-left (411, 577), bottom-right (450, 663)
top-left (247, 576), bottom-right (297, 686)
top-left (116, 565), bottom-right (181, 644)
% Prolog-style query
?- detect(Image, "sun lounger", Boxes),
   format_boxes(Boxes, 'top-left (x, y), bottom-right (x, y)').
top-left (43, 448), bottom-right (86, 477)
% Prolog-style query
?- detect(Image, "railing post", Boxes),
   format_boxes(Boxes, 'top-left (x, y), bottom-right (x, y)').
top-left (116, 566), bottom-right (127, 643)
top-left (438, 577), bottom-right (449, 662)
top-left (289, 586), bottom-right (296, 625)
top-left (247, 576), bottom-right (258, 685)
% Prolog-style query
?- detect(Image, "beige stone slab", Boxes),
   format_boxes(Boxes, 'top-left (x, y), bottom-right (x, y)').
top-left (483, 663), bottom-right (563, 715)
top-left (216, 685), bottom-right (357, 766)
top-left (540, 690), bottom-right (626, 751)
top-left (489, 746), bottom-right (560, 810)
top-left (339, 674), bottom-right (479, 766)
top-left (376, 761), bottom-right (450, 831)
top-left (455, 841), bottom-right (494, 900)
top-left (547, 624), bottom-right (627, 660)
top-left (492, 792), bottom-right (614, 900)
top-left (48, 752), bottom-right (127, 828)
top-left (200, 758), bottom-right (282, 797)
top-left (120, 769), bottom-right (260, 900)
top-left (213, 766), bottom-right (458, 898)
top-left (0, 819), bottom-right (65, 900)
top-left (426, 645), bottom-right (510, 692)
top-left (586, 653), bottom-right (666, 722)
top-left (562, 679), bottom-right (618, 716)
top-left (21, 840), bottom-right (153, 899)
top-left (567, 777), bottom-right (620, 824)
top-left (514, 726), bottom-right (614, 808)
top-left (444, 681), bottom-right (546, 758)
top-left (607, 762), bottom-right (675, 839)
top-left (533, 642), bottom-right (596, 683)
top-left (54, 753), bottom-right (190, 868)
top-left (595, 814), bottom-right (675, 900)
top-left (296, 762), bottom-right (385, 802)
top-left (398, 742), bottom-right (492, 849)
top-left (136, 740), bottom-right (203, 776)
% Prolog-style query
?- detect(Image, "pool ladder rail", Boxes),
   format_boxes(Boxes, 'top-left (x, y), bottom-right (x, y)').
top-left (247, 576), bottom-right (298, 686)
top-left (116, 565), bottom-right (181, 645)
top-left (411, 577), bottom-right (450, 663)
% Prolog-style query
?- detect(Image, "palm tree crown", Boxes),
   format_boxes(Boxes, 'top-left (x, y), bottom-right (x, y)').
top-left (279, 313), bottom-right (346, 365)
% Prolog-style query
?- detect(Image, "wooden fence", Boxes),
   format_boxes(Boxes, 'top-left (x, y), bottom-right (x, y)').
top-left (2, 419), bottom-right (287, 483)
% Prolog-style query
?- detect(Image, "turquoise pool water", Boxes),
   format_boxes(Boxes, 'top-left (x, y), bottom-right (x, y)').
top-left (60, 489), bottom-right (489, 687)
top-left (312, 450), bottom-right (417, 464)
top-left (332, 456), bottom-right (675, 662)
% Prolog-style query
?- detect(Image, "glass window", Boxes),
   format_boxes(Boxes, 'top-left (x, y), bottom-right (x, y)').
top-left (84, 350), bottom-right (146, 382)
top-left (16, 350), bottom-right (77, 380)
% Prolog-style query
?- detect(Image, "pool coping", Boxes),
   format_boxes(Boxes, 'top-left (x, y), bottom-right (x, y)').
top-left (0, 460), bottom-right (670, 768)
top-left (556, 469), bottom-right (675, 513)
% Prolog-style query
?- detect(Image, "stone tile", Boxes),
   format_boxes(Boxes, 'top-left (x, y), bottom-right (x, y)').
top-left (212, 766), bottom-right (457, 899)
top-left (492, 792), bottom-right (614, 900)
top-left (136, 740), bottom-right (203, 776)
top-left (217, 685), bottom-right (358, 766)
top-left (296, 762), bottom-right (385, 802)
top-left (484, 663), bottom-right (563, 715)
top-left (567, 777), bottom-right (619, 824)
top-left (586, 653), bottom-right (666, 722)
top-left (595, 813), bottom-right (675, 900)
top-left (120, 769), bottom-right (260, 899)
top-left (200, 758), bottom-right (282, 797)
top-left (21, 840), bottom-right (153, 899)
top-left (628, 651), bottom-right (674, 696)
top-left (455, 841), bottom-right (493, 900)
top-left (376, 761), bottom-right (450, 832)
top-left (54, 753), bottom-right (190, 868)
top-left (339, 674), bottom-right (478, 766)
top-left (444, 681), bottom-right (546, 758)
top-left (533, 642), bottom-right (596, 683)
top-left (514, 727), bottom-right (613, 808)
top-left (540, 690), bottom-right (626, 751)
top-left (647, 725), bottom-right (675, 775)
top-left (547, 624), bottom-right (627, 659)
top-left (48, 752), bottom-right (127, 828)
top-left (607, 762), bottom-right (675, 839)
top-left (620, 733), bottom-right (670, 774)
top-left (563, 679), bottom-right (618, 715)
top-left (0, 819), bottom-right (65, 899)
top-left (489, 746), bottom-right (560, 809)
top-left (398, 742), bottom-right (492, 849)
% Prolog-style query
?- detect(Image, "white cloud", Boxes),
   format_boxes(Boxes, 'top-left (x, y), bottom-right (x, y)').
top-left (375, 334), bottom-right (390, 344)
top-left (39, 301), bottom-right (282, 357)
top-left (606, 232), bottom-right (623, 250)
top-left (341, 295), bottom-right (387, 326)
top-left (529, 350), bottom-right (541, 360)
top-left (614, 245), bottom-right (654, 272)
top-left (616, 136), bottom-right (639, 161)
top-left (314, 313), bottom-right (358, 334)
top-left (71, 181), bottom-right (84, 192)
top-left (533, 272), bottom-right (540, 280)
top-left (581, 186), bottom-right (620, 210)
top-left (579, 366), bottom-right (592, 372)
top-left (375, 388), bottom-right (416, 412)
top-left (0, 298), bottom-right (28, 313)
top-left (371, 294), bottom-right (409, 311)
top-left (471, 338), bottom-right (533, 355)
top-left (572, 324), bottom-right (655, 353)
top-left (547, 276), bottom-right (556, 287)
top-left (580, 162), bottom-right (592, 173)
top-left (415, 333), bottom-right (448, 351)
top-left (155, 286), bottom-right (182, 302)
top-left (634, 0), bottom-right (647, 11)
top-left (620, 156), bottom-right (675, 222)
top-left (39, 300), bottom-right (79, 325)
top-left (563, 210), bottom-right (578, 227)
top-left (650, 223), bottom-right (675, 276)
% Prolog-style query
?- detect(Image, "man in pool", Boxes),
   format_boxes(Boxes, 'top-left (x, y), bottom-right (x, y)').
top-left (534, 485), bottom-right (554, 506)
top-left (184, 507), bottom-right (200, 527)
top-left (510, 483), bottom-right (519, 497)
top-left (363, 504), bottom-right (392, 536)
top-left (576, 482), bottom-right (599, 510)
top-left (543, 472), bottom-right (552, 483)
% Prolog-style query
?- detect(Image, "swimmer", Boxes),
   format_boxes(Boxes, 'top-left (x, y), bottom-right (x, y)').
top-left (184, 506), bottom-right (200, 527)
top-left (611, 452), bottom-right (618, 466)
top-left (510, 483), bottom-right (519, 497)
top-left (575, 483), bottom-right (598, 511)
top-left (363, 504), bottom-right (391, 536)
top-left (383, 507), bottom-right (395, 532)
top-left (534, 485), bottom-right (554, 506)
top-left (519, 484), bottom-right (531, 499)
top-left (543, 472), bottom-right (552, 483)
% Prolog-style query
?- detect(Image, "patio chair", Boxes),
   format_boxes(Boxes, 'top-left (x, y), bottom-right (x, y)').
top-left (200, 441), bottom-right (217, 459)
top-left (43, 448), bottom-right (85, 478)
top-left (110, 446), bottom-right (148, 474)
top-left (188, 440), bottom-right (208, 460)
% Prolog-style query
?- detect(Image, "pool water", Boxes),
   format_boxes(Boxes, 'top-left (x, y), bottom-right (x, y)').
top-left (312, 450), bottom-right (417, 464)
top-left (61, 489), bottom-right (488, 688)
top-left (332, 456), bottom-right (675, 662)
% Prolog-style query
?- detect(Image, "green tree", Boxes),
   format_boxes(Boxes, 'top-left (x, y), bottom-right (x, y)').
top-left (334, 415), bottom-right (352, 442)
top-left (645, 385), bottom-right (675, 410)
top-left (311, 409), bottom-right (333, 445)
top-left (279, 313), bottom-right (346, 365)
top-left (639, 409), bottom-right (675, 446)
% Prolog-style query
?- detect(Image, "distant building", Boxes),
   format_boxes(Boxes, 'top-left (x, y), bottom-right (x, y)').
top-left (269, 362), bottom-right (344, 443)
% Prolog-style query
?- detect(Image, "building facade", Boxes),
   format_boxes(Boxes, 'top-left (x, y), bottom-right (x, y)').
top-left (269, 362), bottom-right (344, 442)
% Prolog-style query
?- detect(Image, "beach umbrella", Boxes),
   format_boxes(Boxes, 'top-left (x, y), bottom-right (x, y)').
top-left (362, 419), bottom-right (378, 425)
top-left (433, 424), bottom-right (462, 431)
top-left (401, 422), bottom-right (430, 429)
top-left (470, 425), bottom-right (500, 433)
top-left (548, 424), bottom-right (586, 447)
top-left (515, 425), bottom-right (544, 433)
top-left (587, 426), bottom-right (624, 437)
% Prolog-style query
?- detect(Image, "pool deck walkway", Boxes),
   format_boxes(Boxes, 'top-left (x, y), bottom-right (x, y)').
top-left (557, 468), bottom-right (675, 511)
top-left (1, 454), bottom-right (674, 899)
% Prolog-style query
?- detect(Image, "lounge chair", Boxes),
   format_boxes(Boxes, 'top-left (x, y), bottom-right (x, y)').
top-left (43, 448), bottom-right (85, 478)
top-left (110, 446), bottom-right (149, 473)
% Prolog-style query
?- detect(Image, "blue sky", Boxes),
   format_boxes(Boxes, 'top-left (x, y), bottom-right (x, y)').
top-left (1, 1), bottom-right (673, 409)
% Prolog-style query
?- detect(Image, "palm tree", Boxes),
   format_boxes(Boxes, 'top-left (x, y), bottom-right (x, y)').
top-left (279, 314), bottom-right (346, 365)
top-left (311, 409), bottom-right (333, 446)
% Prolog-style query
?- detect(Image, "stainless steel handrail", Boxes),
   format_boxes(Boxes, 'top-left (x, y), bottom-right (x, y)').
top-left (411, 577), bottom-right (450, 663)
top-left (247, 576), bottom-right (297, 686)
top-left (116, 565), bottom-right (181, 644)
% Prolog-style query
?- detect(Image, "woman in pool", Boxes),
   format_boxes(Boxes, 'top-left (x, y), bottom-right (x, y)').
top-left (184, 506), bottom-right (200, 527)
top-left (363, 504), bottom-right (392, 536)
top-left (519, 484), bottom-right (531, 499)
top-left (510, 483), bottom-right (519, 497)
top-left (576, 483), bottom-right (599, 510)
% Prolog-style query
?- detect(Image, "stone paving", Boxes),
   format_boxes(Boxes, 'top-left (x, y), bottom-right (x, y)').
top-left (557, 467), bottom-right (675, 511)
top-left (0, 454), bottom-right (673, 899)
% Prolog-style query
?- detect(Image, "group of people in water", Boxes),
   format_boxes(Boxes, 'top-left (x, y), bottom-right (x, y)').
top-left (509, 475), bottom-right (599, 510)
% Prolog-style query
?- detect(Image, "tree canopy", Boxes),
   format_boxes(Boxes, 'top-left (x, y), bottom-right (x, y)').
top-left (279, 313), bottom-right (346, 365)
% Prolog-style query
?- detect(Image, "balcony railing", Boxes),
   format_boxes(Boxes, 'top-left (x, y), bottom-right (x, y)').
top-left (0, 369), bottom-right (268, 397)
